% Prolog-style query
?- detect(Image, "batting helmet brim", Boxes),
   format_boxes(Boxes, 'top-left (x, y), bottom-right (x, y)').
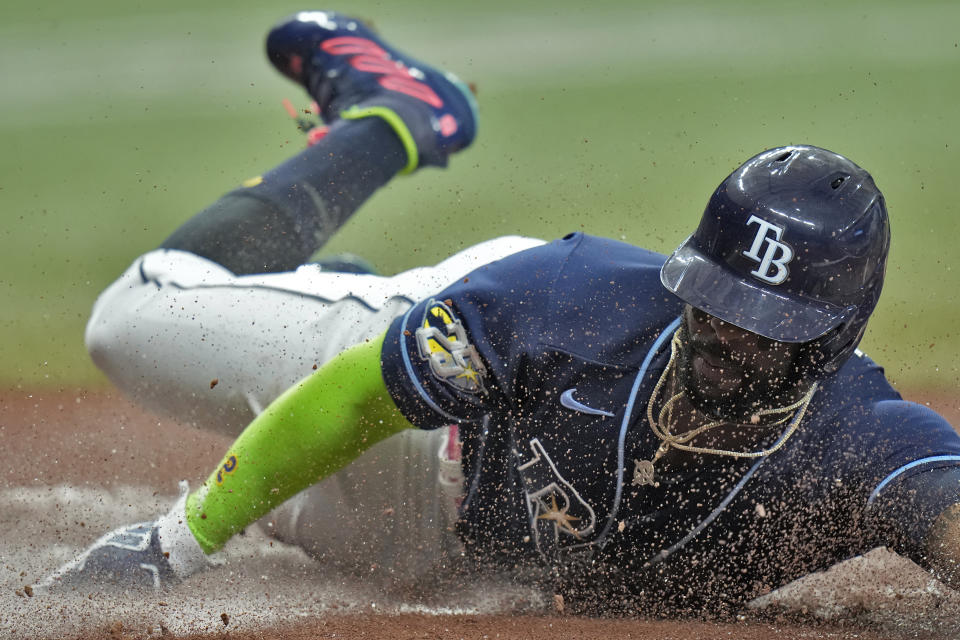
top-left (660, 238), bottom-right (853, 343)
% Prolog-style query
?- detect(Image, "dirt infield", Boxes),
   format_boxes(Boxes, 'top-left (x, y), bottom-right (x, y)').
top-left (3, 388), bottom-right (960, 639)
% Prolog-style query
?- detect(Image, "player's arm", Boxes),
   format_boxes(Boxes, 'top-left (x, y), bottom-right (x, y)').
top-left (185, 330), bottom-right (412, 554)
top-left (924, 502), bottom-right (960, 589)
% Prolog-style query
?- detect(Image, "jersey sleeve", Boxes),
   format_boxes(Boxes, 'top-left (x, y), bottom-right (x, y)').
top-left (380, 234), bottom-right (584, 429)
top-left (861, 400), bottom-right (960, 562)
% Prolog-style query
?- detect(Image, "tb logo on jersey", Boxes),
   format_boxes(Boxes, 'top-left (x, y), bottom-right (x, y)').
top-left (743, 215), bottom-right (794, 284)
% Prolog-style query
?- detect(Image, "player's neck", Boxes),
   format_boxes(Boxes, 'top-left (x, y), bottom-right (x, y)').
top-left (643, 340), bottom-right (818, 474)
top-left (658, 373), bottom-right (798, 465)
top-left (669, 395), bottom-right (775, 449)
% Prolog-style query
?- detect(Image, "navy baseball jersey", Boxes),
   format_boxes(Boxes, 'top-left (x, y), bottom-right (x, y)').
top-left (381, 233), bottom-right (960, 610)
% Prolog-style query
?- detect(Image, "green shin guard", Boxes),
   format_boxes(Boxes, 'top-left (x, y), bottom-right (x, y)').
top-left (184, 333), bottom-right (412, 554)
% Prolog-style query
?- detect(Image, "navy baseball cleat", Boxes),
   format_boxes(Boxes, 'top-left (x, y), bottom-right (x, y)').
top-left (38, 522), bottom-right (179, 593)
top-left (266, 10), bottom-right (478, 172)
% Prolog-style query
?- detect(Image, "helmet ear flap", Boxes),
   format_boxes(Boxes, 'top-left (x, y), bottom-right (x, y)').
top-left (796, 321), bottom-right (867, 378)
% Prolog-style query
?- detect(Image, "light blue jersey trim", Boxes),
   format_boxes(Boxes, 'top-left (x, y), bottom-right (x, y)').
top-left (647, 457), bottom-right (766, 566)
top-left (397, 304), bottom-right (464, 424)
top-left (867, 455), bottom-right (960, 506)
top-left (596, 315), bottom-right (683, 546)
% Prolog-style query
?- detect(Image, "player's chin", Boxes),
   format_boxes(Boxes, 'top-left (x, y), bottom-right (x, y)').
top-left (690, 353), bottom-right (742, 394)
top-left (684, 368), bottom-right (777, 421)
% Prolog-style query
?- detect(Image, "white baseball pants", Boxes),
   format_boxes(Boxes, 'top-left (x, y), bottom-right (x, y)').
top-left (84, 236), bottom-right (544, 581)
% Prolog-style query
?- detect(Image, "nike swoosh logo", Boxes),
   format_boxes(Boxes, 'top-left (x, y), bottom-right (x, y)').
top-left (559, 388), bottom-right (615, 417)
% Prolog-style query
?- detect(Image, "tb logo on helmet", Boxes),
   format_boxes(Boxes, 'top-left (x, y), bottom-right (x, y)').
top-left (742, 215), bottom-right (794, 284)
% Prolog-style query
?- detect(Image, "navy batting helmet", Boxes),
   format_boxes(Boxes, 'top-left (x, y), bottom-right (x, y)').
top-left (660, 145), bottom-right (890, 376)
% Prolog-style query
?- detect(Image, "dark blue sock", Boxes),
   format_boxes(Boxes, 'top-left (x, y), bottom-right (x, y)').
top-left (162, 117), bottom-right (407, 274)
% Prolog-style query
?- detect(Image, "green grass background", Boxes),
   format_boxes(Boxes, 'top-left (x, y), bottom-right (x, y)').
top-left (2, 0), bottom-right (959, 392)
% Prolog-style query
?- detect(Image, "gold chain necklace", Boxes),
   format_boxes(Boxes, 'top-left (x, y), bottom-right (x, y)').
top-left (632, 331), bottom-right (818, 487)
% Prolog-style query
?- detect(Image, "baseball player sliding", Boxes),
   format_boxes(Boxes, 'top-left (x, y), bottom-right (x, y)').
top-left (40, 10), bottom-right (960, 614)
